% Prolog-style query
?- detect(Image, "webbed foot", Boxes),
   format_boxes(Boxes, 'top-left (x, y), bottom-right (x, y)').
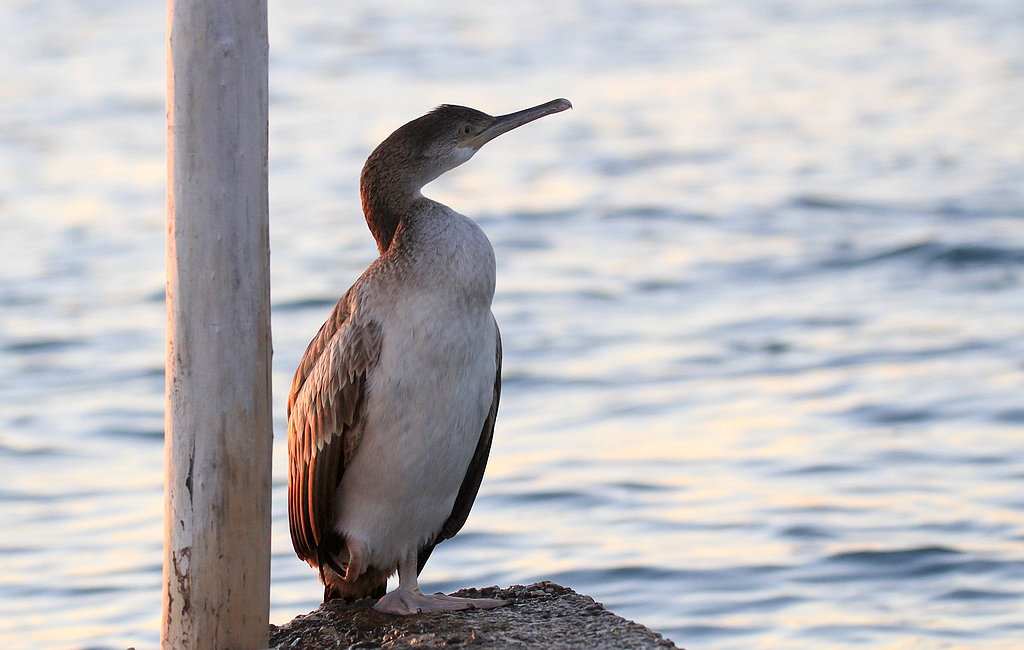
top-left (373, 588), bottom-right (508, 616)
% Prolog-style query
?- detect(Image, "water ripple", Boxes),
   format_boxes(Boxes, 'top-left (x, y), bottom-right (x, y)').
top-left (3, 0), bottom-right (1024, 648)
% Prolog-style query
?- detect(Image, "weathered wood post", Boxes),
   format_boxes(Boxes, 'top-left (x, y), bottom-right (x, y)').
top-left (163, 0), bottom-right (272, 647)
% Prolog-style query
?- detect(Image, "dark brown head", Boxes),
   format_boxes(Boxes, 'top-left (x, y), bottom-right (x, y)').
top-left (360, 99), bottom-right (572, 252)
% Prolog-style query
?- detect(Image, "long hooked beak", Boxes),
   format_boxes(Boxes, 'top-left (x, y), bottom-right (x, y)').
top-left (466, 98), bottom-right (572, 150)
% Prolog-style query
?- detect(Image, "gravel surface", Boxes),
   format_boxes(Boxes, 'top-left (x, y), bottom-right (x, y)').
top-left (269, 582), bottom-right (681, 649)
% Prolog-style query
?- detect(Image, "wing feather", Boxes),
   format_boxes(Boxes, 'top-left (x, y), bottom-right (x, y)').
top-left (287, 289), bottom-right (382, 566)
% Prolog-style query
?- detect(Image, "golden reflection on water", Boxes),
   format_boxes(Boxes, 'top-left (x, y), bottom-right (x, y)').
top-left (3, 0), bottom-right (1024, 648)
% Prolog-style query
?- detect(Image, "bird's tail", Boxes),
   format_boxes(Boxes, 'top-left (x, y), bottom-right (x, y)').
top-left (320, 563), bottom-right (389, 602)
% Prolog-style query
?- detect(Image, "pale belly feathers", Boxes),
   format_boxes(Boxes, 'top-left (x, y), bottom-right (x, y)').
top-left (333, 206), bottom-right (497, 570)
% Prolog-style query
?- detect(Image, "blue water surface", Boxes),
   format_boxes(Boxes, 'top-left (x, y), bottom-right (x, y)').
top-left (1, 1), bottom-right (1023, 648)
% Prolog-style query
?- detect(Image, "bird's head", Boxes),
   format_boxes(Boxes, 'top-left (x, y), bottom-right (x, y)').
top-left (363, 98), bottom-right (573, 191)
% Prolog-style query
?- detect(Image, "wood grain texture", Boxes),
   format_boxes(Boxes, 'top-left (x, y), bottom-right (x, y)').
top-left (164, 0), bottom-right (272, 647)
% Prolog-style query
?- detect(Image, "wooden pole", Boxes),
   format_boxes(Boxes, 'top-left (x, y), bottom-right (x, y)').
top-left (163, 0), bottom-right (271, 647)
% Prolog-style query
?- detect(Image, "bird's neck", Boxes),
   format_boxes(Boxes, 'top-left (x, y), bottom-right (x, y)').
top-left (360, 152), bottom-right (434, 254)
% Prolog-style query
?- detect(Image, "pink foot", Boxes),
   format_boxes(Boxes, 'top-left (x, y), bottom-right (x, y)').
top-left (373, 588), bottom-right (508, 615)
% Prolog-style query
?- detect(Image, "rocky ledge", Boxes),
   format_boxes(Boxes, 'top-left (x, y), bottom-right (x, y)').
top-left (269, 582), bottom-right (681, 650)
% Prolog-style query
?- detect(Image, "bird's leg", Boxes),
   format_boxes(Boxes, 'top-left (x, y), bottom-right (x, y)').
top-left (373, 549), bottom-right (508, 615)
top-left (342, 536), bottom-right (367, 582)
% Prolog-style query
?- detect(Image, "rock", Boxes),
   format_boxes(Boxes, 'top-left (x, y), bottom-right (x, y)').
top-left (269, 582), bottom-right (682, 650)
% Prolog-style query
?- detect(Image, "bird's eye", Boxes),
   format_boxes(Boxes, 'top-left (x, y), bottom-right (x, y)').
top-left (460, 124), bottom-right (473, 136)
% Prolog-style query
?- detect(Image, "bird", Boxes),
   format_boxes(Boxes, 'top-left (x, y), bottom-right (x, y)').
top-left (287, 98), bottom-right (572, 615)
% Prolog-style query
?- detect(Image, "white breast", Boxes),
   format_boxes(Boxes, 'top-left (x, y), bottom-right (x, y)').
top-left (333, 203), bottom-right (498, 570)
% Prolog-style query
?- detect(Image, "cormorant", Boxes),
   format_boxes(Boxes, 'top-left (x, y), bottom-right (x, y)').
top-left (287, 98), bottom-right (572, 615)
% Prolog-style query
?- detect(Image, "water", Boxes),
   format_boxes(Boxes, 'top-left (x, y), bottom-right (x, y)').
top-left (2, 0), bottom-right (1024, 648)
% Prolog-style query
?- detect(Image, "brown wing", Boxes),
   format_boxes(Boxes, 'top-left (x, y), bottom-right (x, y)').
top-left (417, 321), bottom-right (502, 573)
top-left (287, 288), bottom-right (382, 566)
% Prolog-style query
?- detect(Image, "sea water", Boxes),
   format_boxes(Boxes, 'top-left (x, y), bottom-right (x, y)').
top-left (1, 0), bottom-right (1023, 648)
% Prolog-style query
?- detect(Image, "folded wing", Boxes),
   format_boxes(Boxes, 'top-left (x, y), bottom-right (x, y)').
top-left (287, 288), bottom-right (382, 566)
